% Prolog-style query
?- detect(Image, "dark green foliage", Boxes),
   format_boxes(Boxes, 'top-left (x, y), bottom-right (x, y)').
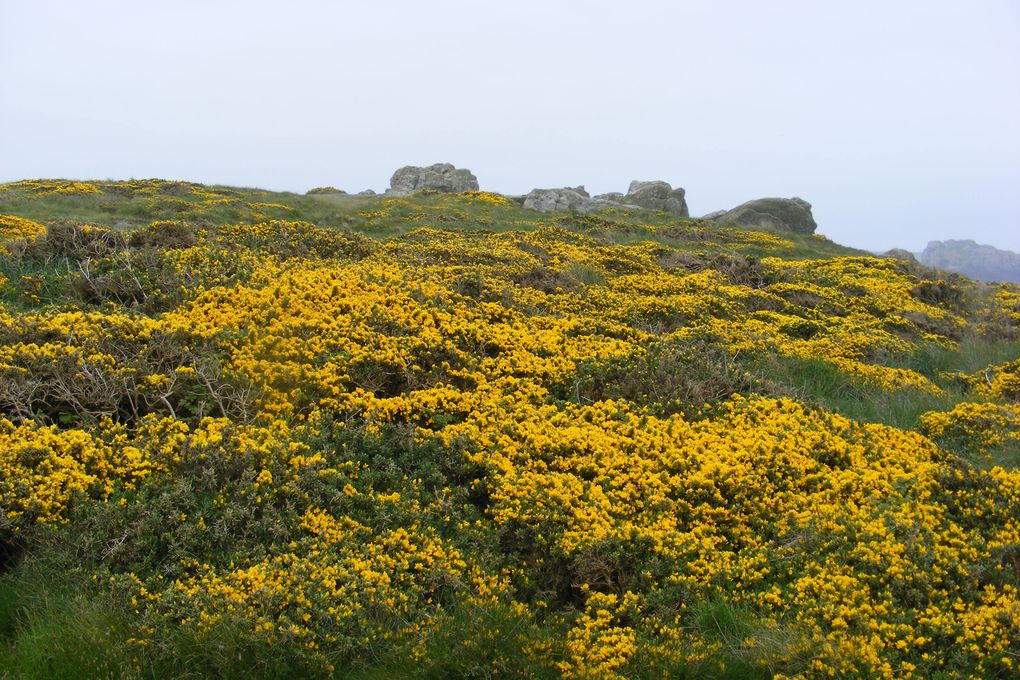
top-left (209, 221), bottom-right (377, 261)
top-left (127, 221), bottom-right (199, 250)
top-left (560, 339), bottom-right (762, 416)
top-left (368, 600), bottom-right (563, 680)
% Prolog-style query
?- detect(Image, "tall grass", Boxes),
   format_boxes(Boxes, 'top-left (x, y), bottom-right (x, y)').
top-left (0, 557), bottom-right (137, 679)
top-left (751, 354), bottom-right (958, 430)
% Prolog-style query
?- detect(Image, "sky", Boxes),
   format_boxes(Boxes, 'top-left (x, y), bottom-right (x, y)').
top-left (2, 0), bottom-right (1018, 253)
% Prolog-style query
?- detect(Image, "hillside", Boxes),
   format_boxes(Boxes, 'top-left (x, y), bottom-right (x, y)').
top-left (1, 178), bottom-right (1018, 679)
top-left (919, 239), bottom-right (1020, 284)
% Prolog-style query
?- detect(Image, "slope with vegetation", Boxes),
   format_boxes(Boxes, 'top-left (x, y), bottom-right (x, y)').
top-left (0, 179), bottom-right (1018, 679)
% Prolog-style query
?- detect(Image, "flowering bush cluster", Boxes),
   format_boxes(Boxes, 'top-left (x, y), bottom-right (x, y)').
top-left (0, 214), bottom-right (47, 260)
top-left (0, 184), bottom-right (1018, 678)
top-left (971, 357), bottom-right (1020, 402)
top-left (0, 214), bottom-right (47, 242)
top-left (919, 402), bottom-right (1020, 456)
top-left (0, 180), bottom-right (105, 197)
top-left (460, 190), bottom-right (516, 207)
top-left (0, 179), bottom-right (307, 228)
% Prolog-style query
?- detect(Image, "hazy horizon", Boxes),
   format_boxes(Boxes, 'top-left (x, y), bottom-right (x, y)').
top-left (2, 0), bottom-right (1018, 253)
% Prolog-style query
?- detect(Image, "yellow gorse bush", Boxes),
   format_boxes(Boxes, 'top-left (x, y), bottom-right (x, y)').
top-left (968, 357), bottom-right (1020, 401)
top-left (460, 190), bottom-right (515, 207)
top-left (1, 179), bottom-right (104, 197)
top-left (0, 195), bottom-right (1018, 678)
top-left (559, 590), bottom-right (640, 679)
top-left (0, 214), bottom-right (47, 241)
top-left (919, 401), bottom-right (1020, 455)
top-left (0, 416), bottom-right (166, 526)
top-left (0, 214), bottom-right (47, 254)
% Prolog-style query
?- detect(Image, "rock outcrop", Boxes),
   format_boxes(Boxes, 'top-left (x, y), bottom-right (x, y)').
top-left (524, 180), bottom-right (690, 215)
top-left (919, 240), bottom-right (1020, 284)
top-left (523, 186), bottom-right (601, 213)
top-left (388, 163), bottom-right (479, 196)
top-left (625, 180), bottom-right (689, 216)
top-left (882, 248), bottom-right (918, 263)
top-left (705, 197), bottom-right (817, 234)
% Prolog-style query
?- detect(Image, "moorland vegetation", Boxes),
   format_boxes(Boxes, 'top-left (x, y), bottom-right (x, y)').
top-left (0, 178), bottom-right (1017, 678)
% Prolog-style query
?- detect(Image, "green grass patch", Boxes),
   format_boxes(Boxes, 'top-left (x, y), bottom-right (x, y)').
top-left (751, 354), bottom-right (960, 429)
top-left (0, 557), bottom-right (137, 680)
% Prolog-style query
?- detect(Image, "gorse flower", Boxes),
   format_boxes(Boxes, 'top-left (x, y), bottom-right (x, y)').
top-left (0, 185), bottom-right (1017, 677)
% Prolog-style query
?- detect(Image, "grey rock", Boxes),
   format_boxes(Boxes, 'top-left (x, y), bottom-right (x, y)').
top-left (387, 163), bottom-right (479, 196)
top-left (522, 182), bottom-right (691, 215)
top-left (714, 197), bottom-right (817, 234)
top-left (625, 180), bottom-right (689, 216)
top-left (882, 248), bottom-right (918, 263)
top-left (700, 210), bottom-right (727, 221)
top-left (591, 197), bottom-right (633, 209)
top-left (523, 187), bottom-right (596, 213)
top-left (358, 189), bottom-right (377, 196)
top-left (919, 240), bottom-right (1020, 284)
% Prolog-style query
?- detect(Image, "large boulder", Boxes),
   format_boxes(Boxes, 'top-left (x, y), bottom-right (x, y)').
top-left (523, 186), bottom-right (598, 213)
top-left (388, 163), bottom-right (479, 196)
top-left (522, 181), bottom-right (688, 215)
top-left (707, 197), bottom-right (817, 234)
top-left (625, 180), bottom-right (689, 216)
top-left (882, 248), bottom-right (918, 263)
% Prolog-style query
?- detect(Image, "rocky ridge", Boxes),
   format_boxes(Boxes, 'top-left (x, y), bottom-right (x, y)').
top-left (373, 163), bottom-right (816, 233)
top-left (701, 197), bottom-right (817, 234)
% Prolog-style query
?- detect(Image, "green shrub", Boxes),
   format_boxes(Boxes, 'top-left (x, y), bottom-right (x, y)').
top-left (562, 339), bottom-right (761, 415)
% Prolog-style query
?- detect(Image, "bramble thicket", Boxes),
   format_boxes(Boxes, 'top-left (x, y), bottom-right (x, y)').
top-left (0, 179), bottom-right (1017, 678)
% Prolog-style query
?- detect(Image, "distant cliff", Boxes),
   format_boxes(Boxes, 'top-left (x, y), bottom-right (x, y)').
top-left (918, 239), bottom-right (1020, 284)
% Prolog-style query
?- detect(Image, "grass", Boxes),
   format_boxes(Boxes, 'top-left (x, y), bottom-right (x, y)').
top-left (0, 242), bottom-right (97, 311)
top-left (684, 599), bottom-right (771, 680)
top-left (624, 598), bottom-right (811, 680)
top-left (968, 442), bottom-right (1020, 470)
top-left (1, 178), bottom-right (1017, 678)
top-left (750, 354), bottom-right (958, 429)
top-left (877, 334), bottom-right (1020, 378)
top-left (749, 333), bottom-right (1020, 434)
top-left (0, 556), bottom-right (137, 680)
top-left (1, 560), bottom-right (815, 680)
top-left (355, 601), bottom-right (563, 680)
top-left (0, 549), bottom-right (560, 680)
top-left (0, 184), bottom-right (356, 233)
top-left (1, 182), bottom-right (867, 263)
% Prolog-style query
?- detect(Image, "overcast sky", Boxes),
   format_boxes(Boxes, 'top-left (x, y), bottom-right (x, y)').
top-left (2, 0), bottom-right (1018, 253)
